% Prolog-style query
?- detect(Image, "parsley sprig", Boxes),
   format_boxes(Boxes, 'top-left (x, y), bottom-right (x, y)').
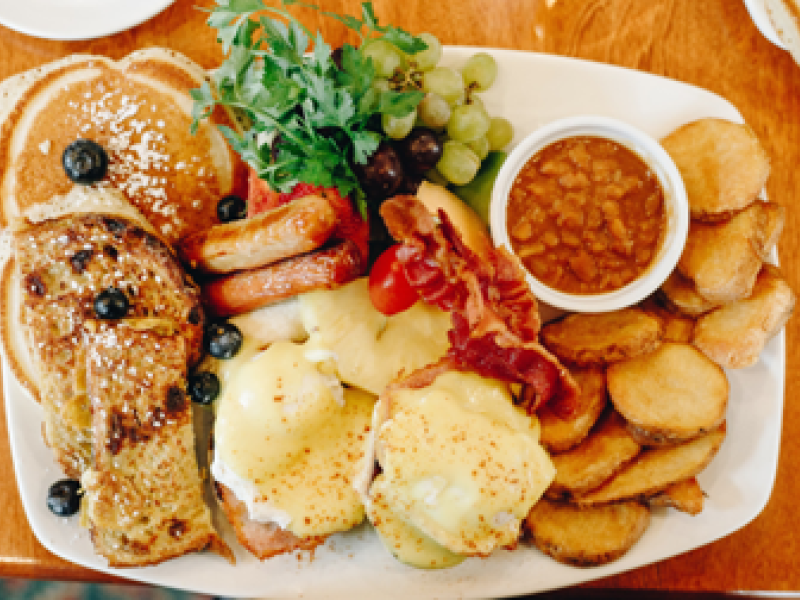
top-left (191, 0), bottom-right (427, 216)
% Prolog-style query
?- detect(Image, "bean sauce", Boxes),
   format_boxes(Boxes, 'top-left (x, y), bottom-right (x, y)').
top-left (506, 136), bottom-right (666, 294)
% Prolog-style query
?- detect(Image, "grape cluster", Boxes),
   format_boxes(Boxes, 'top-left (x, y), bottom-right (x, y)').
top-left (360, 34), bottom-right (514, 193)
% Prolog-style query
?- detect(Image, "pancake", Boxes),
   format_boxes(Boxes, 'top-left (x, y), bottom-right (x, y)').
top-left (0, 48), bottom-right (248, 245)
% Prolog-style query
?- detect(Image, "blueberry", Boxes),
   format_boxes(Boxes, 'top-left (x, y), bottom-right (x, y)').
top-left (47, 479), bottom-right (82, 517)
top-left (94, 287), bottom-right (129, 319)
top-left (205, 322), bottom-right (243, 359)
top-left (189, 372), bottom-right (220, 405)
top-left (217, 194), bottom-right (247, 223)
top-left (62, 140), bottom-right (109, 185)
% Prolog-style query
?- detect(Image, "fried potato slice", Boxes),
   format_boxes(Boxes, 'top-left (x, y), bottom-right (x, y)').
top-left (693, 264), bottom-right (796, 369)
top-left (526, 499), bottom-right (650, 567)
top-left (639, 296), bottom-right (695, 343)
top-left (539, 367), bottom-right (607, 454)
top-left (648, 477), bottom-right (705, 515)
top-left (547, 411), bottom-right (641, 498)
top-left (677, 201), bottom-right (785, 304)
top-left (660, 118), bottom-right (770, 222)
top-left (659, 270), bottom-right (719, 317)
top-left (608, 343), bottom-right (728, 445)
top-left (575, 425), bottom-right (726, 506)
top-left (541, 308), bottom-right (663, 367)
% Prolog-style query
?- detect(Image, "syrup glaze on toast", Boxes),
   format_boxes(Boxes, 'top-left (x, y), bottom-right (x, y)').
top-left (12, 212), bottom-right (203, 477)
top-left (81, 321), bottom-right (232, 567)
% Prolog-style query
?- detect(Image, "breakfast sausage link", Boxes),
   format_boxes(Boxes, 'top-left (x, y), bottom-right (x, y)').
top-left (179, 194), bottom-right (337, 274)
top-left (202, 240), bottom-right (365, 317)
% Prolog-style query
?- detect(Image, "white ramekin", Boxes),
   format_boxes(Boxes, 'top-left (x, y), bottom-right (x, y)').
top-left (490, 115), bottom-right (689, 314)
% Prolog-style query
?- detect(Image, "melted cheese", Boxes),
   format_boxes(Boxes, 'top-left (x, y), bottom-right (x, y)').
top-left (368, 474), bottom-right (465, 570)
top-left (374, 371), bottom-right (554, 556)
top-left (213, 340), bottom-right (374, 538)
top-left (300, 278), bottom-right (451, 395)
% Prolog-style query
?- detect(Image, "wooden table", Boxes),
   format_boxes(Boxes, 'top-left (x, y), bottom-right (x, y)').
top-left (0, 0), bottom-right (797, 594)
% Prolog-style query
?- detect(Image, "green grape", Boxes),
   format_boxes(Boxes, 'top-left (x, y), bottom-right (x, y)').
top-left (465, 94), bottom-right (488, 117)
top-left (410, 33), bottom-right (442, 71)
top-left (436, 140), bottom-right (481, 185)
top-left (382, 109), bottom-right (417, 140)
top-left (417, 92), bottom-right (451, 128)
top-left (362, 39), bottom-right (405, 78)
top-left (372, 78), bottom-right (391, 92)
top-left (425, 167), bottom-right (450, 187)
top-left (467, 136), bottom-right (490, 161)
top-left (486, 116), bottom-right (514, 150)
top-left (461, 52), bottom-right (498, 91)
top-left (446, 103), bottom-right (490, 143)
top-left (422, 67), bottom-right (465, 106)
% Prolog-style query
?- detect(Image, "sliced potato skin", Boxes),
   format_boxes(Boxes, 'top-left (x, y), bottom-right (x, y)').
top-left (539, 367), bottom-right (607, 454)
top-left (541, 308), bottom-right (663, 367)
top-left (575, 424), bottom-right (726, 506)
top-left (526, 499), bottom-right (650, 567)
top-left (608, 343), bottom-right (728, 445)
top-left (677, 201), bottom-right (784, 305)
top-left (692, 264), bottom-right (796, 369)
top-left (648, 477), bottom-right (705, 516)
top-left (547, 410), bottom-right (640, 498)
top-left (660, 118), bottom-right (770, 222)
top-left (659, 270), bottom-right (719, 317)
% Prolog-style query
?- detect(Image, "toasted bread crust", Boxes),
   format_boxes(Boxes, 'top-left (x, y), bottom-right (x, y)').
top-left (10, 213), bottom-right (203, 477)
top-left (81, 323), bottom-right (231, 567)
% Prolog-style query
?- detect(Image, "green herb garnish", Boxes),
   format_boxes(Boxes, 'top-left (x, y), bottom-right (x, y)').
top-left (191, 0), bottom-right (427, 216)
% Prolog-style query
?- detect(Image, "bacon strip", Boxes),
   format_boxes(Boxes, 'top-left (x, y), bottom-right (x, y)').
top-left (380, 195), bottom-right (579, 417)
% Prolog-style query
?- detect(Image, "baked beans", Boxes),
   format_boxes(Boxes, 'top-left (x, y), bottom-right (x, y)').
top-left (507, 136), bottom-right (666, 294)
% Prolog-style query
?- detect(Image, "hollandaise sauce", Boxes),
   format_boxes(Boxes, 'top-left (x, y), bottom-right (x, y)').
top-left (375, 371), bottom-right (555, 556)
top-left (213, 340), bottom-right (374, 538)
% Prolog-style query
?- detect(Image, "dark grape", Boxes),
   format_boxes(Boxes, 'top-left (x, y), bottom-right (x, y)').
top-left (398, 128), bottom-right (443, 174)
top-left (354, 142), bottom-right (405, 201)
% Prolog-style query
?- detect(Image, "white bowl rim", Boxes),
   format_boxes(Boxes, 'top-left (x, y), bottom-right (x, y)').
top-left (490, 115), bottom-right (689, 313)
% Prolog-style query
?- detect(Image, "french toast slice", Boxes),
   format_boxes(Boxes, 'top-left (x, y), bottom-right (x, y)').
top-left (0, 48), bottom-right (248, 244)
top-left (81, 320), bottom-right (232, 567)
top-left (5, 205), bottom-right (203, 477)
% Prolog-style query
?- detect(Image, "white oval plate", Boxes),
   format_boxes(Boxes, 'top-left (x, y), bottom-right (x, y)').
top-left (743, 0), bottom-right (786, 47)
top-left (0, 0), bottom-right (175, 41)
top-left (2, 47), bottom-right (786, 598)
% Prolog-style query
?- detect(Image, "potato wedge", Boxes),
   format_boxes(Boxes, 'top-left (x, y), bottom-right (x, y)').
top-left (659, 270), bottom-right (719, 317)
top-left (660, 118), bottom-right (770, 222)
top-left (608, 343), bottom-right (728, 445)
top-left (639, 296), bottom-right (695, 343)
top-left (547, 411), bottom-right (641, 498)
top-left (693, 264), bottom-right (795, 369)
top-left (526, 499), bottom-right (650, 567)
top-left (677, 200), bottom-right (785, 304)
top-left (648, 477), bottom-right (705, 515)
top-left (539, 367), bottom-right (607, 454)
top-left (541, 308), bottom-right (663, 366)
top-left (575, 424), bottom-right (726, 506)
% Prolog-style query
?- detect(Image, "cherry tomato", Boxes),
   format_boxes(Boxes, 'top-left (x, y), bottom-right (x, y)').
top-left (369, 245), bottom-right (418, 315)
